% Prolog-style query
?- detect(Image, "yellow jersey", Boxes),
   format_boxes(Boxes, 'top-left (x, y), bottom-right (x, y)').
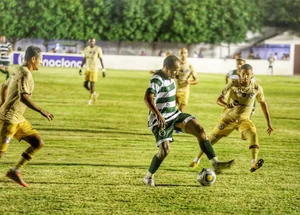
top-left (84, 45), bottom-right (103, 71)
top-left (175, 61), bottom-right (196, 92)
top-left (0, 66), bottom-right (34, 123)
top-left (220, 82), bottom-right (264, 121)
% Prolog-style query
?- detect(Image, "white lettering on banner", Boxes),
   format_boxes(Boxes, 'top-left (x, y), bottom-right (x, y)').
top-left (42, 58), bottom-right (82, 68)
top-left (17, 53), bottom-right (82, 68)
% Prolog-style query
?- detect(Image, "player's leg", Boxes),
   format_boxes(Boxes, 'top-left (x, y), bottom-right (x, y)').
top-left (177, 116), bottom-right (234, 173)
top-left (0, 121), bottom-right (17, 158)
top-left (189, 133), bottom-right (222, 168)
top-left (239, 120), bottom-right (263, 172)
top-left (6, 121), bottom-right (41, 187)
top-left (0, 63), bottom-right (5, 75)
top-left (83, 70), bottom-right (90, 91)
top-left (83, 80), bottom-right (90, 91)
top-left (189, 120), bottom-right (235, 168)
top-left (90, 71), bottom-right (99, 104)
top-left (3, 63), bottom-right (10, 80)
top-left (144, 122), bottom-right (174, 186)
top-left (144, 141), bottom-right (170, 187)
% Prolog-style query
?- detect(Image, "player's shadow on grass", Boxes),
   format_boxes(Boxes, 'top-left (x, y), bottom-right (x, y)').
top-left (1, 161), bottom-right (196, 173)
top-left (154, 184), bottom-right (200, 187)
top-left (37, 127), bottom-right (152, 136)
top-left (272, 116), bottom-right (300, 121)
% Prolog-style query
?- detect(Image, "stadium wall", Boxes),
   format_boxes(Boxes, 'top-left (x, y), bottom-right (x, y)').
top-left (12, 52), bottom-right (293, 76)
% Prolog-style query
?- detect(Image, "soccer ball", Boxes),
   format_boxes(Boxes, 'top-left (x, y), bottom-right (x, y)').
top-left (197, 168), bottom-right (216, 186)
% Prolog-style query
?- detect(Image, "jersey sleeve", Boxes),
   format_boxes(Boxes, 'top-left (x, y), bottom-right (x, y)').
top-left (146, 76), bottom-right (162, 95)
top-left (256, 85), bottom-right (265, 103)
top-left (83, 47), bottom-right (88, 58)
top-left (18, 73), bottom-right (32, 95)
top-left (221, 83), bottom-right (233, 97)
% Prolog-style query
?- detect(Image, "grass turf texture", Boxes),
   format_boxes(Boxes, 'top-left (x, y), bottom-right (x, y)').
top-left (0, 66), bottom-right (299, 215)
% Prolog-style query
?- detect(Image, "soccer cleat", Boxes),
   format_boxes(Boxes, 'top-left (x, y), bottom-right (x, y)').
top-left (250, 158), bottom-right (264, 172)
top-left (6, 169), bottom-right (28, 187)
top-left (189, 159), bottom-right (201, 168)
top-left (87, 100), bottom-right (92, 105)
top-left (251, 110), bottom-right (255, 115)
top-left (92, 93), bottom-right (99, 104)
top-left (213, 159), bottom-right (235, 174)
top-left (143, 176), bottom-right (155, 187)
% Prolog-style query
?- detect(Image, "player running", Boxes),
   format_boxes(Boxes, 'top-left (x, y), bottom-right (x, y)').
top-left (190, 64), bottom-right (273, 172)
top-left (0, 46), bottom-right (54, 187)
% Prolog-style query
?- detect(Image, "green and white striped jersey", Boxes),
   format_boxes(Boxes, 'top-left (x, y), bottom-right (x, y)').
top-left (0, 41), bottom-right (12, 63)
top-left (146, 70), bottom-right (180, 129)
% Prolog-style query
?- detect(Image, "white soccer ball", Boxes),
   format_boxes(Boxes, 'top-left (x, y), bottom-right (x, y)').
top-left (197, 168), bottom-right (216, 186)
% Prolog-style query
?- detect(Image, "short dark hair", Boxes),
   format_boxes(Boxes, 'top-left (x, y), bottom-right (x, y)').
top-left (241, 64), bottom-right (252, 71)
top-left (163, 55), bottom-right (180, 68)
top-left (236, 58), bottom-right (245, 63)
top-left (24, 46), bottom-right (41, 61)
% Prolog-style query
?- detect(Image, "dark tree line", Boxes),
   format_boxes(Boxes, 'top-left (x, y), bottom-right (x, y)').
top-left (0, 0), bottom-right (298, 49)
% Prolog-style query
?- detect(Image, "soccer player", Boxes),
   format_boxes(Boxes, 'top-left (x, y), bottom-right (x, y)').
top-left (225, 58), bottom-right (245, 84)
top-left (0, 35), bottom-right (13, 80)
top-left (0, 46), bottom-right (54, 187)
top-left (190, 64), bottom-right (273, 172)
top-left (175, 48), bottom-right (198, 113)
top-left (143, 55), bottom-right (234, 187)
top-left (226, 58), bottom-right (256, 115)
top-left (79, 37), bottom-right (106, 105)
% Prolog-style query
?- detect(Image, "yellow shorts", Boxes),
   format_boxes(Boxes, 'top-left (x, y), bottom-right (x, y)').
top-left (210, 118), bottom-right (257, 141)
top-left (176, 91), bottom-right (189, 106)
top-left (0, 120), bottom-right (38, 141)
top-left (85, 70), bottom-right (98, 82)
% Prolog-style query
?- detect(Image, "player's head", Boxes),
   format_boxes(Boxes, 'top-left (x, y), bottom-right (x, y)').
top-left (0, 35), bottom-right (6, 43)
top-left (236, 58), bottom-right (246, 71)
top-left (179, 48), bottom-right (188, 61)
top-left (163, 55), bottom-right (180, 79)
top-left (240, 64), bottom-right (253, 86)
top-left (89, 37), bottom-right (96, 47)
top-left (24, 46), bottom-right (42, 71)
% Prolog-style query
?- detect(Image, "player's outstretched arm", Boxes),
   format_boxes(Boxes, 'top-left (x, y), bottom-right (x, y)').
top-left (20, 93), bottom-right (54, 121)
top-left (259, 100), bottom-right (273, 135)
top-left (144, 91), bottom-right (165, 129)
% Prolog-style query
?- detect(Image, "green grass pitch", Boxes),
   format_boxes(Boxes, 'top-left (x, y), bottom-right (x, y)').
top-left (0, 66), bottom-right (299, 214)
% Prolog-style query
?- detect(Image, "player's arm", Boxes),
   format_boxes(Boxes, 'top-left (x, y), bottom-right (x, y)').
top-left (259, 100), bottom-right (273, 135)
top-left (20, 93), bottom-right (54, 121)
top-left (225, 75), bottom-right (229, 84)
top-left (0, 79), bottom-right (9, 107)
top-left (217, 83), bottom-right (234, 108)
top-left (79, 57), bottom-right (86, 75)
top-left (144, 91), bottom-right (165, 129)
top-left (187, 65), bottom-right (198, 85)
top-left (256, 86), bottom-right (273, 135)
top-left (99, 57), bottom-right (105, 70)
top-left (99, 57), bottom-right (106, 78)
